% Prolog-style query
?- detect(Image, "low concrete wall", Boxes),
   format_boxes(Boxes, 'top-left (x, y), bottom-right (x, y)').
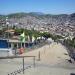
top-left (0, 48), bottom-right (13, 57)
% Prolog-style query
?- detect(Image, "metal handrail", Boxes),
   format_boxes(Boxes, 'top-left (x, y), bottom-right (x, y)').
top-left (0, 55), bottom-right (35, 59)
top-left (0, 55), bottom-right (36, 75)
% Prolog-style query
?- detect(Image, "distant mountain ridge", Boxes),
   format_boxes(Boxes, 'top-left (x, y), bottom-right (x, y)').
top-left (28, 12), bottom-right (44, 15)
top-left (0, 12), bottom-right (75, 19)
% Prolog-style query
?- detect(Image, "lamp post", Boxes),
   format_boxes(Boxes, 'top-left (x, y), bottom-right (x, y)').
top-left (6, 17), bottom-right (9, 48)
top-left (6, 17), bottom-right (10, 56)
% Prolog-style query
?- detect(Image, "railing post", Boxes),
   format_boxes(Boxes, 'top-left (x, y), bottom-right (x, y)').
top-left (33, 57), bottom-right (35, 67)
top-left (23, 57), bottom-right (24, 74)
top-left (38, 51), bottom-right (40, 61)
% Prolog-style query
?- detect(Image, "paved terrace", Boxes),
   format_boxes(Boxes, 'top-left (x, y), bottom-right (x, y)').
top-left (0, 42), bottom-right (75, 75)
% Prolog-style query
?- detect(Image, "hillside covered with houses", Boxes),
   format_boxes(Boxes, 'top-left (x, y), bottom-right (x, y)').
top-left (0, 12), bottom-right (75, 37)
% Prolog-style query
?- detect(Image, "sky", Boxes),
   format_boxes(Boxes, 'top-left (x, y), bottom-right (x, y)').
top-left (0, 0), bottom-right (75, 15)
